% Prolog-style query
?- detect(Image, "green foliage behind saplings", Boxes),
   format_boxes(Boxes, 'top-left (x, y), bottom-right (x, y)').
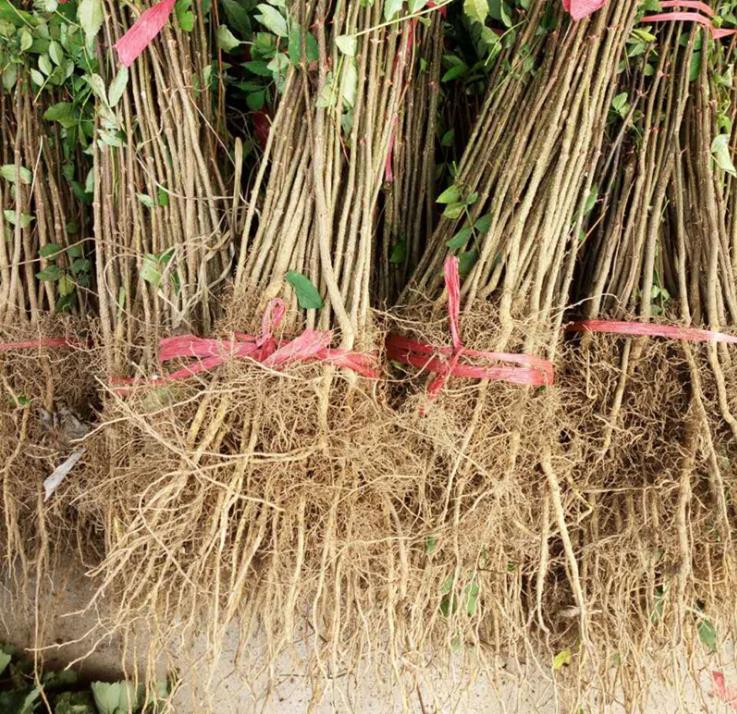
top-left (0, 644), bottom-right (170, 714)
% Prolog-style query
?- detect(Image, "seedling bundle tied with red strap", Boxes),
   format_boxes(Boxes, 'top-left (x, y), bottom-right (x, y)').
top-left (3, 0), bottom-right (737, 710)
top-left (0, 0), bottom-right (99, 579)
top-left (382, 0), bottom-right (641, 692)
top-left (561, 7), bottom-right (737, 701)
top-left (70, 0), bottom-right (459, 698)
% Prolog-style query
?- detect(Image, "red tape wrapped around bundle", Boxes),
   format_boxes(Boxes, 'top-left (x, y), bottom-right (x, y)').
top-left (386, 257), bottom-right (554, 400)
top-left (642, 1), bottom-right (737, 39)
top-left (0, 338), bottom-right (75, 352)
top-left (112, 298), bottom-right (379, 393)
top-left (565, 319), bottom-right (737, 344)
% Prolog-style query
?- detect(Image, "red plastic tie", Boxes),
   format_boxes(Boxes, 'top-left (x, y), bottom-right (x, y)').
top-left (386, 257), bottom-right (554, 401)
top-left (0, 337), bottom-right (76, 352)
top-left (114, 0), bottom-right (177, 67)
top-left (112, 298), bottom-right (379, 393)
top-left (565, 319), bottom-right (737, 345)
top-left (642, 2), bottom-right (737, 39)
top-left (712, 672), bottom-right (737, 711)
top-left (562, 0), bottom-right (606, 21)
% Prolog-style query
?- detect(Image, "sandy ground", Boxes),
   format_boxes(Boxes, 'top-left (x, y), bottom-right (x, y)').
top-left (2, 558), bottom-right (736, 712)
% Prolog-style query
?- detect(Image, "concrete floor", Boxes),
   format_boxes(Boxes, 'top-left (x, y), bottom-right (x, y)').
top-left (2, 559), bottom-right (736, 712)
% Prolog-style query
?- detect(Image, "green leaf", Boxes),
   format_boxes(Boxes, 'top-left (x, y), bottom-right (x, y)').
top-left (0, 164), bottom-right (32, 184)
top-left (651, 585), bottom-right (666, 623)
top-left (474, 213), bottom-right (492, 234)
top-left (409, 0), bottom-right (430, 10)
top-left (389, 239), bottom-right (406, 264)
top-left (217, 24), bottom-right (241, 51)
top-left (689, 51), bottom-right (701, 82)
top-left (436, 185), bottom-right (461, 204)
top-left (340, 58), bottom-right (358, 108)
top-left (175, 0), bottom-right (194, 31)
top-left (441, 62), bottom-right (468, 82)
top-left (48, 39), bottom-right (63, 65)
top-left (443, 202), bottom-right (464, 219)
top-left (553, 648), bottom-right (572, 670)
top-left (246, 89), bottom-right (266, 110)
top-left (698, 618), bottom-right (717, 652)
top-left (0, 651), bottom-right (10, 676)
top-left (58, 273), bottom-right (75, 296)
top-left (40, 243), bottom-right (63, 258)
top-left (244, 60), bottom-right (273, 77)
top-left (44, 101), bottom-right (77, 128)
top-left (37, 265), bottom-right (62, 281)
top-left (84, 73), bottom-right (107, 104)
top-left (140, 254), bottom-right (162, 287)
top-left (384, 0), bottom-right (404, 21)
top-left (440, 128), bottom-right (455, 147)
top-left (255, 3), bottom-right (287, 37)
top-left (3, 210), bottom-right (34, 228)
top-left (2, 64), bottom-right (17, 92)
top-left (20, 27), bottom-right (33, 51)
top-left (611, 92), bottom-right (630, 118)
top-left (446, 226), bottom-right (472, 250)
top-left (157, 187), bottom-right (169, 207)
top-left (222, 0), bottom-right (251, 37)
top-left (425, 535), bottom-right (437, 555)
top-left (90, 681), bottom-right (142, 714)
top-left (583, 184), bottom-right (598, 214)
top-left (711, 134), bottom-right (737, 177)
top-left (53, 690), bottom-right (96, 714)
top-left (335, 34), bottom-right (356, 56)
top-left (286, 271), bottom-right (323, 309)
top-left (288, 25), bottom-right (319, 64)
top-left (464, 0), bottom-right (488, 24)
top-left (136, 193), bottom-right (155, 209)
top-left (458, 249), bottom-right (478, 276)
top-left (30, 68), bottom-right (45, 87)
top-left (71, 258), bottom-right (91, 274)
top-left (108, 67), bottom-right (129, 108)
top-left (78, 0), bottom-right (103, 43)
top-left (465, 578), bottom-right (480, 616)
top-left (38, 54), bottom-right (53, 76)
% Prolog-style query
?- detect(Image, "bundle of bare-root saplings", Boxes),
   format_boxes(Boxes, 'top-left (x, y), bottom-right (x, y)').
top-left (3, 0), bottom-right (737, 710)
top-left (72, 0), bottom-right (459, 699)
top-left (0, 1), bottom-right (98, 581)
top-left (564, 15), bottom-right (737, 707)
top-left (383, 0), bottom-right (641, 696)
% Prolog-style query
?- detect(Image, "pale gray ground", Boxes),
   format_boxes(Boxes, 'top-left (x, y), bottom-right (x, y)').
top-left (2, 558), bottom-right (735, 713)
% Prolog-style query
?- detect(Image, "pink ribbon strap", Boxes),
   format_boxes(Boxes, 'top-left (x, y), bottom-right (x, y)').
top-left (0, 337), bottom-right (75, 352)
top-left (114, 0), bottom-right (177, 67)
top-left (386, 257), bottom-right (554, 399)
top-left (642, 2), bottom-right (737, 39)
top-left (112, 298), bottom-right (379, 392)
top-left (712, 672), bottom-right (737, 710)
top-left (565, 319), bottom-right (737, 344)
top-left (562, 0), bottom-right (606, 21)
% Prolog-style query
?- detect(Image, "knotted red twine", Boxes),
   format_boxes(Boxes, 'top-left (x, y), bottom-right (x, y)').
top-left (111, 298), bottom-right (379, 393)
top-left (565, 319), bottom-right (737, 345)
top-left (386, 257), bottom-right (555, 400)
